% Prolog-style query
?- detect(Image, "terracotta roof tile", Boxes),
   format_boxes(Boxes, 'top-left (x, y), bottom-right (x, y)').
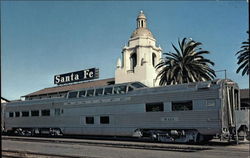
top-left (23, 78), bottom-right (115, 97)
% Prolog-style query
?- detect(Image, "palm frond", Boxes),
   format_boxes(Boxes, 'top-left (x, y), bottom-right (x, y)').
top-left (156, 38), bottom-right (216, 85)
top-left (235, 31), bottom-right (249, 76)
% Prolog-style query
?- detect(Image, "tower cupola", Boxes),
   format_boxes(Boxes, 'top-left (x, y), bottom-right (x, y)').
top-left (131, 11), bottom-right (154, 38)
top-left (137, 11), bottom-right (147, 28)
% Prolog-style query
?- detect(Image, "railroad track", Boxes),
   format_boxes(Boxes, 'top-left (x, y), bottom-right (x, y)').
top-left (2, 149), bottom-right (98, 158)
top-left (3, 136), bottom-right (212, 152)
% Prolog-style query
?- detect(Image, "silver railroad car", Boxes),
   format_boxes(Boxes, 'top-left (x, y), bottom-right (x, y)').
top-left (3, 79), bottom-right (249, 143)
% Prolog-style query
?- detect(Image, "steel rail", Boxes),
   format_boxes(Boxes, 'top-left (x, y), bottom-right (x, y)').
top-left (2, 136), bottom-right (212, 152)
top-left (2, 149), bottom-right (97, 158)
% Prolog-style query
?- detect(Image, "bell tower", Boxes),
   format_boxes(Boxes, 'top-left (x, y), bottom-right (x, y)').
top-left (115, 11), bottom-right (162, 87)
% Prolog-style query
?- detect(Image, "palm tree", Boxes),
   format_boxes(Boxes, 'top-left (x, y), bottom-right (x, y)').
top-left (156, 38), bottom-right (216, 86)
top-left (236, 31), bottom-right (249, 76)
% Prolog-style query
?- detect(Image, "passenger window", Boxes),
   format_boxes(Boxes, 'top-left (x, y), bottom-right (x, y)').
top-left (79, 90), bottom-right (86, 97)
top-left (207, 100), bottom-right (215, 107)
top-left (54, 108), bottom-right (61, 116)
top-left (172, 101), bottom-right (193, 111)
top-left (100, 116), bottom-right (109, 124)
top-left (114, 86), bottom-right (126, 94)
top-left (9, 112), bottom-right (14, 117)
top-left (86, 117), bottom-right (94, 124)
top-left (68, 92), bottom-right (78, 98)
top-left (128, 86), bottom-right (134, 92)
top-left (95, 88), bottom-right (103, 96)
top-left (15, 112), bottom-right (20, 117)
top-left (41, 109), bottom-right (50, 116)
top-left (104, 87), bottom-right (113, 95)
top-left (86, 89), bottom-right (94, 97)
top-left (131, 83), bottom-right (144, 88)
top-left (22, 111), bottom-right (29, 117)
top-left (146, 103), bottom-right (164, 112)
top-left (31, 110), bottom-right (39, 116)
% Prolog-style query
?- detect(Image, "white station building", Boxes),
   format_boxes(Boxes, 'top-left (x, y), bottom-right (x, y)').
top-left (23, 11), bottom-right (163, 100)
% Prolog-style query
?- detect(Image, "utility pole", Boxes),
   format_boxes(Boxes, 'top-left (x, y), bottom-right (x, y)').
top-left (215, 69), bottom-right (227, 79)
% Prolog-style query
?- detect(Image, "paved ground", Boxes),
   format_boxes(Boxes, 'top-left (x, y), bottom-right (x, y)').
top-left (2, 136), bottom-right (250, 158)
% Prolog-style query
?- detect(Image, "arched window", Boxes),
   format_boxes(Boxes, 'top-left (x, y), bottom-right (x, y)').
top-left (152, 53), bottom-right (157, 67)
top-left (130, 53), bottom-right (137, 70)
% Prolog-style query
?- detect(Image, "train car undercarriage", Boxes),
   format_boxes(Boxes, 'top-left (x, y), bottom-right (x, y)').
top-left (5, 126), bottom-right (249, 144)
top-left (134, 129), bottom-right (214, 143)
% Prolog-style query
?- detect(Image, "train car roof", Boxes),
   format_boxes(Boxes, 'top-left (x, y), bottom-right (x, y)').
top-left (68, 81), bottom-right (147, 92)
top-left (23, 78), bottom-right (115, 98)
top-left (6, 78), bottom-right (238, 107)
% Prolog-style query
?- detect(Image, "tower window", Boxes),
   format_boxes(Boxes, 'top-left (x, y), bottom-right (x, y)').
top-left (152, 53), bottom-right (156, 67)
top-left (130, 53), bottom-right (137, 71)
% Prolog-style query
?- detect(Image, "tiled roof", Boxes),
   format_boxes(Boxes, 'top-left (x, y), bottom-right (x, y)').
top-left (240, 89), bottom-right (249, 99)
top-left (23, 78), bottom-right (115, 97)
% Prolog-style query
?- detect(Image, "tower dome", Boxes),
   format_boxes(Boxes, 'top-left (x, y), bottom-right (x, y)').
top-left (130, 11), bottom-right (154, 38)
top-left (131, 28), bottom-right (154, 38)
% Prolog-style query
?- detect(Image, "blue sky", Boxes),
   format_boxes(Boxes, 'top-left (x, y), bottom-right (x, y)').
top-left (1, 1), bottom-right (249, 100)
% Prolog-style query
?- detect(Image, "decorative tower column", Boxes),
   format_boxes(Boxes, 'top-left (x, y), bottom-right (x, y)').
top-left (115, 11), bottom-right (162, 87)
